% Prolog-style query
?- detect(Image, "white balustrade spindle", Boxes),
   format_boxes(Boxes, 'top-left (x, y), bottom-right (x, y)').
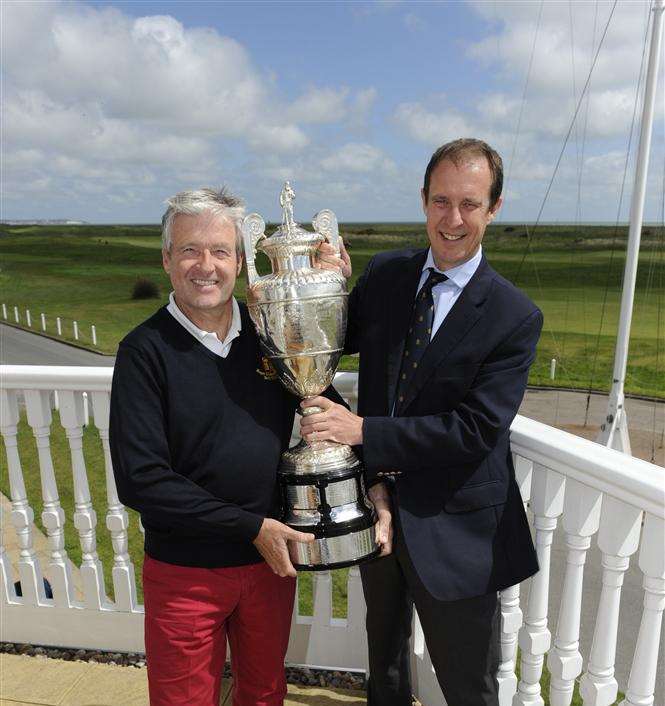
top-left (25, 309), bottom-right (31, 327)
top-left (56, 317), bottom-right (62, 336)
top-left (515, 464), bottom-right (565, 706)
top-left (0, 389), bottom-right (47, 606)
top-left (59, 391), bottom-right (107, 610)
top-left (14, 306), bottom-right (19, 323)
top-left (579, 496), bottom-right (643, 706)
top-left (620, 513), bottom-right (665, 706)
top-left (82, 391), bottom-right (89, 426)
top-left (24, 389), bottom-right (76, 607)
top-left (73, 320), bottom-right (79, 340)
top-left (91, 325), bottom-right (97, 346)
top-left (2, 303), bottom-right (7, 319)
top-left (41, 313), bottom-right (46, 331)
top-left (497, 454), bottom-right (533, 704)
top-left (91, 391), bottom-right (138, 611)
top-left (548, 480), bottom-right (603, 706)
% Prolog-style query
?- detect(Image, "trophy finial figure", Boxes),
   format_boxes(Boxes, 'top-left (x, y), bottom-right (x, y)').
top-left (280, 181), bottom-right (296, 234)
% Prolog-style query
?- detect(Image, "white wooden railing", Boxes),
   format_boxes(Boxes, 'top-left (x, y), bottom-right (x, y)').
top-left (0, 366), bottom-right (663, 706)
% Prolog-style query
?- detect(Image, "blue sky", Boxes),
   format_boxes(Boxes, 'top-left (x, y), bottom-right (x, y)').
top-left (2, 0), bottom-right (664, 223)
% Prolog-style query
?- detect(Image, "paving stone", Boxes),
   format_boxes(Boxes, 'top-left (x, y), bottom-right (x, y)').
top-left (58, 661), bottom-right (149, 706)
top-left (285, 682), bottom-right (366, 704)
top-left (0, 654), bottom-right (89, 705)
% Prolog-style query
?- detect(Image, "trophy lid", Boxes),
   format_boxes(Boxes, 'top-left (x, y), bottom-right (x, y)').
top-left (260, 181), bottom-right (323, 253)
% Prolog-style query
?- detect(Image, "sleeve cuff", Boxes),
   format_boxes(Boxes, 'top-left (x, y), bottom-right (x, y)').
top-left (236, 511), bottom-right (265, 542)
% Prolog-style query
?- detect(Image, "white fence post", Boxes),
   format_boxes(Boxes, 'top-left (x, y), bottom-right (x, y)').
top-left (620, 514), bottom-right (665, 706)
top-left (550, 358), bottom-right (557, 380)
top-left (25, 310), bottom-right (31, 327)
top-left (56, 317), bottom-right (62, 336)
top-left (14, 306), bottom-right (19, 323)
top-left (73, 321), bottom-right (79, 341)
top-left (41, 313), bottom-right (46, 331)
top-left (24, 390), bottom-right (76, 607)
top-left (515, 465), bottom-right (566, 706)
top-left (82, 392), bottom-right (89, 426)
top-left (59, 390), bottom-right (107, 610)
top-left (2, 303), bottom-right (7, 319)
top-left (579, 497), bottom-right (643, 705)
top-left (91, 325), bottom-right (97, 346)
top-left (0, 389), bottom-right (47, 606)
top-left (91, 390), bottom-right (139, 611)
top-left (548, 480), bottom-right (603, 706)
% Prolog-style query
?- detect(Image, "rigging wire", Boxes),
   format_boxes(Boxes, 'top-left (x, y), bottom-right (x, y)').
top-left (583, 1), bottom-right (653, 424)
top-left (511, 0), bottom-right (619, 391)
top-left (648, 153), bottom-right (664, 463)
top-left (513, 0), bottom-right (618, 284)
top-left (555, 0), bottom-right (598, 426)
top-left (555, 0), bottom-right (580, 424)
top-left (503, 0), bottom-right (544, 200)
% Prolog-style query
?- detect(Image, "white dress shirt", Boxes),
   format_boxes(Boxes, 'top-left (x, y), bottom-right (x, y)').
top-left (416, 246), bottom-right (483, 341)
top-left (167, 292), bottom-right (242, 358)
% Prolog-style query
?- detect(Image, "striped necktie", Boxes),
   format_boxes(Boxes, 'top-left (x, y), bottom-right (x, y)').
top-left (395, 268), bottom-right (448, 412)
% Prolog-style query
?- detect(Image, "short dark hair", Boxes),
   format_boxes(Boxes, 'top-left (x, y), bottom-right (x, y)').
top-left (423, 138), bottom-right (503, 211)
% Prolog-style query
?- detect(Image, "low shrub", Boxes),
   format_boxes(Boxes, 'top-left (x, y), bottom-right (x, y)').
top-left (131, 278), bottom-right (159, 300)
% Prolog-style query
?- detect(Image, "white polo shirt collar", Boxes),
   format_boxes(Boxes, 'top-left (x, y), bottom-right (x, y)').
top-left (167, 292), bottom-right (242, 358)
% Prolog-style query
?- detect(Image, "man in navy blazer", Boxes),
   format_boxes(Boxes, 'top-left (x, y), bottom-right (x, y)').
top-left (302, 138), bottom-right (541, 705)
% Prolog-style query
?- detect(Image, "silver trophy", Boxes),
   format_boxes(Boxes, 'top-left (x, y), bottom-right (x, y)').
top-left (242, 183), bottom-right (379, 570)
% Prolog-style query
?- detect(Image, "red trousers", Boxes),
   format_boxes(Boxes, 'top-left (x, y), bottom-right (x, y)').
top-left (142, 555), bottom-right (296, 706)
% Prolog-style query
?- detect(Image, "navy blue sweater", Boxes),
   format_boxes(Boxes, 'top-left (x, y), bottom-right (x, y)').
top-left (109, 304), bottom-right (298, 568)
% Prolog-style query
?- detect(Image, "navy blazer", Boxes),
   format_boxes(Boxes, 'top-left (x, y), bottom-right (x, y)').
top-left (347, 248), bottom-right (542, 601)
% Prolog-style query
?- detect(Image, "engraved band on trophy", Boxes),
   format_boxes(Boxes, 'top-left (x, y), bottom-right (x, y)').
top-left (242, 183), bottom-right (380, 570)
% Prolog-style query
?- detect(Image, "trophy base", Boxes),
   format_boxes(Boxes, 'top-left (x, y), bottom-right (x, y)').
top-left (280, 437), bottom-right (379, 571)
top-left (288, 525), bottom-right (380, 571)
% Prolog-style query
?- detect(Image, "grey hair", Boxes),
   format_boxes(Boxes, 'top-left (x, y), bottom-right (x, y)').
top-left (161, 187), bottom-right (245, 256)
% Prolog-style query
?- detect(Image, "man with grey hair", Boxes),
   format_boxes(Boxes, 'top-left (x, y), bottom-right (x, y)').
top-left (110, 186), bottom-right (318, 706)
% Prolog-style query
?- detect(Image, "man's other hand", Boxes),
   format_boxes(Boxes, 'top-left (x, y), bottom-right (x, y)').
top-left (369, 483), bottom-right (393, 556)
top-left (300, 396), bottom-right (363, 446)
top-left (253, 518), bottom-right (314, 578)
top-left (314, 239), bottom-right (352, 279)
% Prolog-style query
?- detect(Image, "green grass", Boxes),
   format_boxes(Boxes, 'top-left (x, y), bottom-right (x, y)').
top-left (3, 221), bottom-right (661, 396)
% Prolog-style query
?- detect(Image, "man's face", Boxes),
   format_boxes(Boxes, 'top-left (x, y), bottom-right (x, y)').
top-left (421, 156), bottom-right (502, 271)
top-left (162, 211), bottom-right (242, 320)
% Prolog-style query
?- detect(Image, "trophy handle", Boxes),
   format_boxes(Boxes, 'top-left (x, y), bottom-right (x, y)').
top-left (312, 209), bottom-right (340, 257)
top-left (241, 213), bottom-right (266, 286)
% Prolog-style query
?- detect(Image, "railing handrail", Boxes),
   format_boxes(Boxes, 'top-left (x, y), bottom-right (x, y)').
top-left (0, 365), bottom-right (113, 391)
top-left (510, 415), bottom-right (663, 518)
top-left (1, 364), bottom-right (662, 517)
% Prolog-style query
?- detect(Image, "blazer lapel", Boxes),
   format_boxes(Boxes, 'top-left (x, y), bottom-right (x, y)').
top-left (386, 249), bottom-right (428, 413)
top-left (399, 256), bottom-right (494, 413)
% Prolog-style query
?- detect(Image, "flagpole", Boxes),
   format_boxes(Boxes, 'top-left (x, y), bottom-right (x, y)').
top-left (598, 0), bottom-right (665, 453)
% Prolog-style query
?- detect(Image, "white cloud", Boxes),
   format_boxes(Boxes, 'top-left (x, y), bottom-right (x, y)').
top-left (286, 87), bottom-right (350, 124)
top-left (464, 0), bottom-right (661, 138)
top-left (248, 124), bottom-right (310, 153)
top-left (320, 143), bottom-right (396, 173)
top-left (393, 101), bottom-right (476, 146)
top-left (1, 0), bottom-right (379, 214)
